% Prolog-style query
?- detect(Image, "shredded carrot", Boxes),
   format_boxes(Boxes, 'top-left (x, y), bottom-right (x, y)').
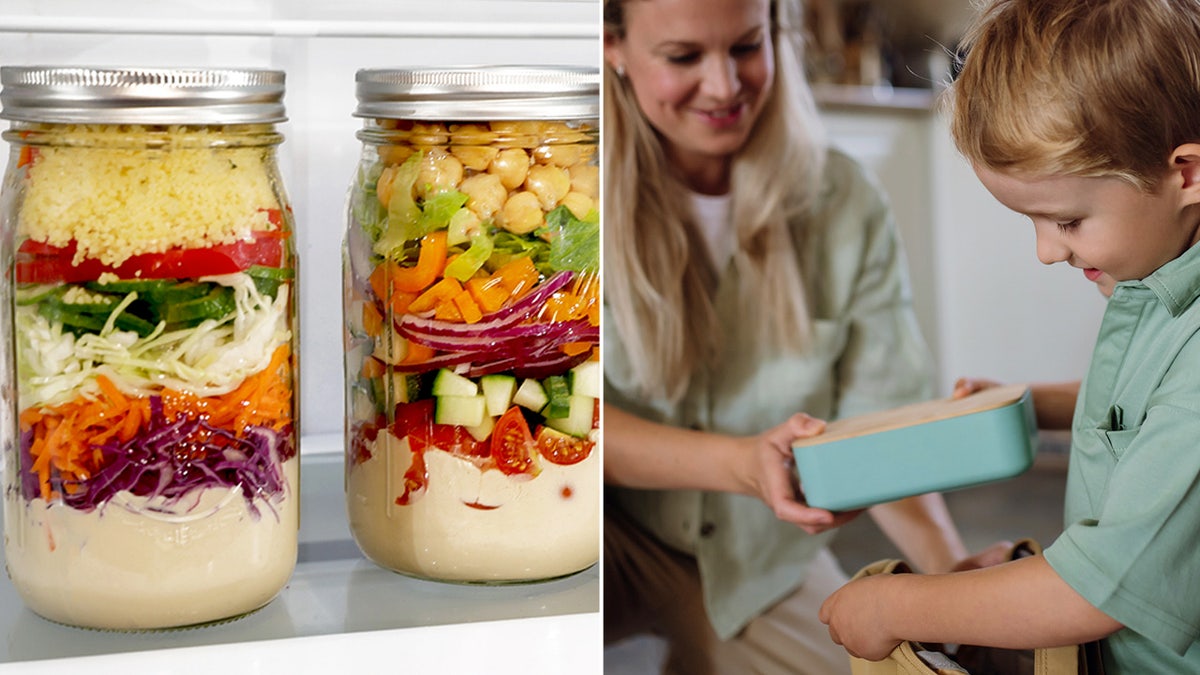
top-left (18, 347), bottom-right (294, 502)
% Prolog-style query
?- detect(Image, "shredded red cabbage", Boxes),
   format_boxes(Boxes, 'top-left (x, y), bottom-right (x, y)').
top-left (18, 395), bottom-right (296, 520)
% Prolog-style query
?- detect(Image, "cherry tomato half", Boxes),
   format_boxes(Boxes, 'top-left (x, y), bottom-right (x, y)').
top-left (391, 399), bottom-right (488, 459)
top-left (534, 425), bottom-right (594, 466)
top-left (491, 406), bottom-right (539, 476)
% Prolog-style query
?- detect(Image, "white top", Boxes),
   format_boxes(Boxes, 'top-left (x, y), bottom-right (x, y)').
top-left (689, 191), bottom-right (735, 271)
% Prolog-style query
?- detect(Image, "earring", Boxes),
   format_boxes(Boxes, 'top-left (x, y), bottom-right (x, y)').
top-left (615, 64), bottom-right (626, 78)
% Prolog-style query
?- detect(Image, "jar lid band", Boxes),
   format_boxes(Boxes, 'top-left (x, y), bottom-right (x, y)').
top-left (0, 66), bottom-right (287, 124)
top-left (354, 65), bottom-right (598, 121)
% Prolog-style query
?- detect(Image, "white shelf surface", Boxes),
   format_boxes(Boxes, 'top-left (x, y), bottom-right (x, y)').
top-left (0, 433), bottom-right (601, 673)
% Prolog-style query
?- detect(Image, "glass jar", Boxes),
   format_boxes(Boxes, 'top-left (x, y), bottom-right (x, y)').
top-left (0, 67), bottom-right (299, 630)
top-left (344, 66), bottom-right (599, 583)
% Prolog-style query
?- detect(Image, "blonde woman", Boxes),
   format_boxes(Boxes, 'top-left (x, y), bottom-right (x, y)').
top-left (602, 0), bottom-right (1006, 672)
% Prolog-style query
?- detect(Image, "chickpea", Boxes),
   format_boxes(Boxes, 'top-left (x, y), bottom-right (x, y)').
top-left (451, 145), bottom-right (499, 172)
top-left (488, 147), bottom-right (531, 190)
top-left (498, 191), bottom-right (544, 234)
top-left (378, 144), bottom-right (414, 166)
top-left (524, 164), bottom-right (571, 211)
top-left (416, 148), bottom-right (464, 198)
top-left (560, 191), bottom-right (595, 220)
top-left (490, 120), bottom-right (543, 148)
top-left (450, 123), bottom-right (498, 145)
top-left (408, 122), bottom-right (449, 145)
top-left (568, 163), bottom-right (599, 199)
top-left (532, 143), bottom-right (585, 168)
top-left (459, 173), bottom-right (507, 220)
top-left (376, 164), bottom-right (398, 208)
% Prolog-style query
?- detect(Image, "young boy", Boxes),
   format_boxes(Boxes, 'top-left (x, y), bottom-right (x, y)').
top-left (818, 0), bottom-right (1200, 671)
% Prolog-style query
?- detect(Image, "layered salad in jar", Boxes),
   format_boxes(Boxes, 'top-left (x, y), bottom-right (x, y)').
top-left (344, 119), bottom-right (599, 582)
top-left (2, 125), bottom-right (298, 629)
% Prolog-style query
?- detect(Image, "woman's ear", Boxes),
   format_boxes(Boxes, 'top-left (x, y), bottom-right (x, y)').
top-left (604, 37), bottom-right (625, 77)
top-left (1170, 143), bottom-right (1200, 204)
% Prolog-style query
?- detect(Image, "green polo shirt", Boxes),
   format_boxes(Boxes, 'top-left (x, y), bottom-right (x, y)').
top-left (1044, 242), bottom-right (1200, 671)
top-left (604, 149), bottom-right (934, 640)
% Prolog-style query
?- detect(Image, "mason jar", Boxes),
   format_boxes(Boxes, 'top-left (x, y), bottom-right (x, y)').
top-left (344, 66), bottom-right (599, 583)
top-left (0, 67), bottom-right (300, 630)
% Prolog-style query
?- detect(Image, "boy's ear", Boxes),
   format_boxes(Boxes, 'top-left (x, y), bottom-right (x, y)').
top-left (1170, 144), bottom-right (1200, 204)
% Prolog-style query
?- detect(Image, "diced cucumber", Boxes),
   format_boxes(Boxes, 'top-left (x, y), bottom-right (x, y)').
top-left (432, 368), bottom-right (478, 396)
top-left (435, 394), bottom-right (487, 427)
top-left (545, 394), bottom-right (596, 438)
top-left (512, 378), bottom-right (549, 412)
top-left (480, 374), bottom-right (517, 417)
top-left (387, 371), bottom-right (420, 404)
top-left (350, 384), bottom-right (378, 421)
top-left (543, 375), bottom-right (572, 419)
top-left (568, 360), bottom-right (601, 399)
top-left (372, 325), bottom-right (410, 365)
top-left (465, 413), bottom-right (496, 442)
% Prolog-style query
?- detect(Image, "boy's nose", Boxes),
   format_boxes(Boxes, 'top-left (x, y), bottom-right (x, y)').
top-left (1035, 228), bottom-right (1071, 266)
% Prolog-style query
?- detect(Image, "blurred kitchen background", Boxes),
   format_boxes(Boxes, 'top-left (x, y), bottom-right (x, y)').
top-left (607, 0), bottom-right (1098, 670)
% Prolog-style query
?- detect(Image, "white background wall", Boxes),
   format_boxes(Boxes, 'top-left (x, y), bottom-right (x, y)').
top-left (0, 1), bottom-right (600, 439)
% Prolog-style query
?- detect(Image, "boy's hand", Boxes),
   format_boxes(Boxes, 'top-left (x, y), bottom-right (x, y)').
top-left (952, 376), bottom-right (1002, 399)
top-left (819, 575), bottom-right (904, 661)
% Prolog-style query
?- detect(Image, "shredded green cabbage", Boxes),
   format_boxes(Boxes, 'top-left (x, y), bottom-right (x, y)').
top-left (16, 271), bottom-right (291, 407)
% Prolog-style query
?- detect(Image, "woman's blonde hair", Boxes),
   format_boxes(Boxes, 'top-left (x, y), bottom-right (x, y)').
top-left (603, 0), bottom-right (827, 401)
top-left (946, 0), bottom-right (1200, 191)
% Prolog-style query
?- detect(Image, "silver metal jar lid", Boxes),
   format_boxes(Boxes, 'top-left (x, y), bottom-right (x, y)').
top-left (0, 66), bottom-right (287, 125)
top-left (354, 66), bottom-right (599, 121)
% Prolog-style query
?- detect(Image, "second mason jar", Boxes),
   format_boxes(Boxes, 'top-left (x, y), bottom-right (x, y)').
top-left (344, 66), bottom-right (600, 583)
top-left (0, 66), bottom-right (300, 629)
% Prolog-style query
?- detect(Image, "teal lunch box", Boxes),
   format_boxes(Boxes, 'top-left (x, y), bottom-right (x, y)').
top-left (790, 384), bottom-right (1037, 511)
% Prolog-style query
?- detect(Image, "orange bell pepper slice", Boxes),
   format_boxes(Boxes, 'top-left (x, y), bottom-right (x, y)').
top-left (392, 231), bottom-right (448, 293)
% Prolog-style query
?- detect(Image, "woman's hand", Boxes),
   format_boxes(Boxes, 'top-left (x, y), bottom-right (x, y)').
top-left (740, 413), bottom-right (864, 534)
top-left (951, 540), bottom-right (1015, 571)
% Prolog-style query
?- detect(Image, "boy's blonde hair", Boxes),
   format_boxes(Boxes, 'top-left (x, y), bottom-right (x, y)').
top-left (603, 0), bottom-right (826, 401)
top-left (947, 0), bottom-right (1200, 191)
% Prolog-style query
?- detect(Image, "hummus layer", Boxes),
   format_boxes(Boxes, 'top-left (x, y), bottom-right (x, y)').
top-left (3, 459), bottom-right (298, 630)
top-left (347, 431), bottom-right (599, 582)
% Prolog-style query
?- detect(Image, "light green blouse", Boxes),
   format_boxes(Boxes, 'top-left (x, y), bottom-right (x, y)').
top-left (603, 149), bottom-right (935, 639)
top-left (1044, 240), bottom-right (1200, 672)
